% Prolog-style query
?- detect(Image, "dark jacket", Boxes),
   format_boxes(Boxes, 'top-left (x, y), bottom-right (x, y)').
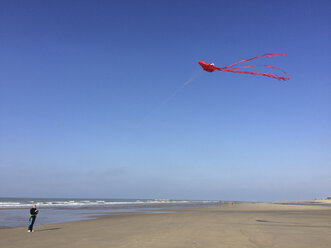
top-left (30, 208), bottom-right (38, 216)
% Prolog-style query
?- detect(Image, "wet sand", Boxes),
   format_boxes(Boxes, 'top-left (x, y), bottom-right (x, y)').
top-left (1, 202), bottom-right (331, 248)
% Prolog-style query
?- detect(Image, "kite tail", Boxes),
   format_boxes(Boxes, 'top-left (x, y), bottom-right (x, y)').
top-left (222, 53), bottom-right (287, 70)
top-left (223, 69), bottom-right (289, 81)
top-left (217, 53), bottom-right (290, 81)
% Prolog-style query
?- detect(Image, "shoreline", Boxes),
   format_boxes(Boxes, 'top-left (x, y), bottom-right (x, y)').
top-left (1, 202), bottom-right (331, 248)
top-left (0, 202), bottom-right (220, 229)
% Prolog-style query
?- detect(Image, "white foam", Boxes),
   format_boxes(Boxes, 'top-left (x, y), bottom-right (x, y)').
top-left (0, 199), bottom-right (217, 208)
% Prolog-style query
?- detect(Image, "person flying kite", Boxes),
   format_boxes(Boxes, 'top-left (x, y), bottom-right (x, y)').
top-left (199, 53), bottom-right (290, 81)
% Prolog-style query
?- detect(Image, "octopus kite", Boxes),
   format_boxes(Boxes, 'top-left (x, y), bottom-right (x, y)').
top-left (199, 53), bottom-right (290, 81)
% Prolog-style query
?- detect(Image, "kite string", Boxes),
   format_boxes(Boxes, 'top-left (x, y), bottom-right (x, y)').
top-left (162, 70), bottom-right (202, 105)
top-left (136, 69), bottom-right (202, 128)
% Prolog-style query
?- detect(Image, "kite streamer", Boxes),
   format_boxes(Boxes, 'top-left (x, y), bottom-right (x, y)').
top-left (199, 53), bottom-right (290, 81)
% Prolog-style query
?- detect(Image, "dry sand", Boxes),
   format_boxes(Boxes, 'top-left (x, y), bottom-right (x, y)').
top-left (1, 202), bottom-right (331, 248)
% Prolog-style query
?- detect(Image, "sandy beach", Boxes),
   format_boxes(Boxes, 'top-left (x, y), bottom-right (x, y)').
top-left (1, 202), bottom-right (331, 248)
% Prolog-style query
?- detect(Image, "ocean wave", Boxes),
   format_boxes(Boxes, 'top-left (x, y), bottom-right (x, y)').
top-left (0, 199), bottom-right (217, 208)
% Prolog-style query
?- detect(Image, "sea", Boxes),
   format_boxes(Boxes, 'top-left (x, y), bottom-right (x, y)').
top-left (0, 197), bottom-right (219, 228)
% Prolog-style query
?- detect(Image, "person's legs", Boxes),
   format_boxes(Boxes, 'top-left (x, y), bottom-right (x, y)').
top-left (28, 216), bottom-right (36, 231)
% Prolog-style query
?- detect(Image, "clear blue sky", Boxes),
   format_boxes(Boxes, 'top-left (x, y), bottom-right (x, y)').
top-left (1, 0), bottom-right (330, 201)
